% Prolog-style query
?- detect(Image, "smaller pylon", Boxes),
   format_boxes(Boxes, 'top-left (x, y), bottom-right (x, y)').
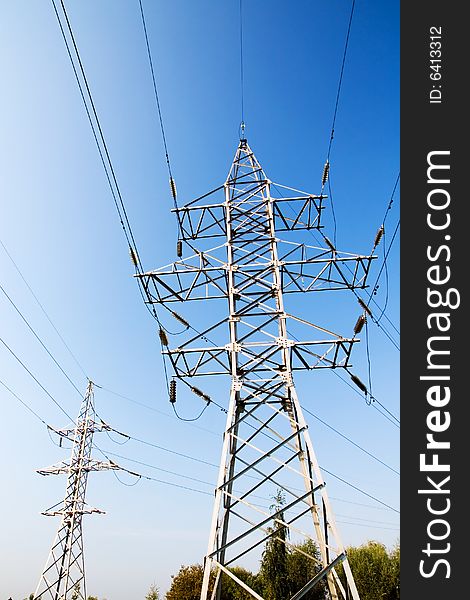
top-left (34, 381), bottom-right (119, 600)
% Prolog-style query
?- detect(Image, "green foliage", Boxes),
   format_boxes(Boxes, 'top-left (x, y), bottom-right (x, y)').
top-left (165, 564), bottom-right (213, 600)
top-left (145, 583), bottom-right (160, 600)
top-left (337, 540), bottom-right (400, 600)
top-left (220, 566), bottom-right (262, 599)
top-left (71, 583), bottom-right (81, 600)
top-left (164, 563), bottom-right (259, 600)
top-left (165, 539), bottom-right (400, 600)
top-left (286, 539), bottom-right (326, 600)
top-left (258, 490), bottom-right (290, 600)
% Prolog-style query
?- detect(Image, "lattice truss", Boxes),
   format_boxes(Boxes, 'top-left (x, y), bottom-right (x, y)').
top-left (139, 140), bottom-right (377, 600)
top-left (34, 382), bottom-right (119, 600)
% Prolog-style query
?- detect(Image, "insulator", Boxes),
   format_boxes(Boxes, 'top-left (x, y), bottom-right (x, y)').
top-left (169, 379), bottom-right (177, 404)
top-left (158, 327), bottom-right (169, 347)
top-left (176, 240), bottom-right (183, 257)
top-left (191, 385), bottom-right (204, 398)
top-left (374, 225), bottom-right (385, 248)
top-left (350, 374), bottom-right (368, 394)
top-left (322, 160), bottom-right (330, 187)
top-left (324, 236), bottom-right (336, 253)
top-left (358, 298), bottom-right (372, 317)
top-left (191, 386), bottom-right (211, 404)
top-left (129, 246), bottom-right (138, 267)
top-left (171, 310), bottom-right (190, 329)
top-left (353, 314), bottom-right (366, 334)
top-left (169, 177), bottom-right (177, 201)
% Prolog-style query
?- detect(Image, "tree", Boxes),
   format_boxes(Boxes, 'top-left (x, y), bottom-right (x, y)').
top-left (165, 563), bottom-right (259, 600)
top-left (337, 541), bottom-right (400, 600)
top-left (220, 566), bottom-right (262, 599)
top-left (258, 490), bottom-right (291, 600)
top-left (165, 564), bottom-right (213, 600)
top-left (71, 583), bottom-right (81, 600)
top-left (146, 584), bottom-right (160, 600)
top-left (286, 539), bottom-right (326, 600)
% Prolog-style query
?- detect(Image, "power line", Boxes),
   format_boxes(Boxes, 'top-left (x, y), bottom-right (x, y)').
top-left (94, 444), bottom-right (212, 497)
top-left (369, 218), bottom-right (400, 323)
top-left (286, 324), bottom-right (399, 428)
top-left (365, 172), bottom-right (400, 330)
top-left (117, 429), bottom-right (219, 469)
top-left (50, 0), bottom-right (181, 406)
top-left (3, 376), bottom-right (399, 519)
top-left (365, 319), bottom-right (373, 402)
top-left (301, 405), bottom-right (399, 475)
top-left (103, 449), bottom-right (214, 488)
top-left (138, 0), bottom-right (175, 185)
top-left (239, 0), bottom-right (245, 136)
top-left (96, 384), bottom-right (219, 436)
top-left (272, 180), bottom-right (400, 350)
top-left (50, 0), bottom-right (134, 259)
top-left (0, 281), bottom-right (83, 398)
top-left (0, 377), bottom-right (48, 426)
top-left (329, 495), bottom-right (397, 513)
top-left (0, 334), bottom-right (74, 423)
top-left (326, 0), bottom-right (356, 162)
top-left (104, 449), bottom-right (400, 529)
top-left (336, 520), bottom-right (399, 532)
top-left (335, 512), bottom-right (399, 528)
top-left (379, 172), bottom-right (400, 228)
top-left (0, 237), bottom-right (88, 379)
top-left (322, 0), bottom-right (356, 245)
top-left (52, 0), bottom-right (144, 271)
top-left (171, 400), bottom-right (210, 422)
top-left (100, 379), bottom-right (398, 477)
top-left (332, 367), bottom-right (400, 427)
top-left (320, 465), bottom-right (399, 514)
top-left (100, 379), bottom-right (398, 485)
top-left (326, 172), bottom-right (338, 246)
top-left (104, 425), bottom-right (399, 514)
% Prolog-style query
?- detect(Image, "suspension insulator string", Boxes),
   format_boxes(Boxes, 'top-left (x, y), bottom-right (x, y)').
top-left (158, 327), bottom-right (169, 347)
top-left (321, 160), bottom-right (330, 188)
top-left (353, 314), bottom-right (366, 335)
top-left (373, 224), bottom-right (385, 249)
top-left (350, 374), bottom-right (368, 395)
top-left (171, 310), bottom-right (190, 329)
top-left (358, 297), bottom-right (372, 317)
top-left (169, 379), bottom-right (177, 404)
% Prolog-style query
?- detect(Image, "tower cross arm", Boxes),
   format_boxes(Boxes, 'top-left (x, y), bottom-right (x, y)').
top-left (37, 459), bottom-right (121, 476)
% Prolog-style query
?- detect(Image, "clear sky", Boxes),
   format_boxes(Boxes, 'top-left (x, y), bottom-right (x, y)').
top-left (0, 1), bottom-right (399, 598)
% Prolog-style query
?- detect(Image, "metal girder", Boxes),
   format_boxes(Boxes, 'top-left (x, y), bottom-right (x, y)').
top-left (147, 139), bottom-right (365, 600)
top-left (172, 182), bottom-right (324, 240)
top-left (139, 241), bottom-right (374, 304)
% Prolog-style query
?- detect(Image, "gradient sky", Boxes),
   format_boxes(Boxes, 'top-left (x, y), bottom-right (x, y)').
top-left (0, 1), bottom-right (399, 598)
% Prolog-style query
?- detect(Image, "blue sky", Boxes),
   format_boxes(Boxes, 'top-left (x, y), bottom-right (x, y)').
top-left (0, 1), bottom-right (399, 598)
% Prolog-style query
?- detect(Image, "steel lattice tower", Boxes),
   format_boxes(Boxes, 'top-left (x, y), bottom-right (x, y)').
top-left (140, 139), bottom-right (376, 600)
top-left (34, 382), bottom-right (119, 600)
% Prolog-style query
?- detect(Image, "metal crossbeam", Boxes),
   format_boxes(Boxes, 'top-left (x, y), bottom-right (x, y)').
top-left (146, 140), bottom-right (373, 599)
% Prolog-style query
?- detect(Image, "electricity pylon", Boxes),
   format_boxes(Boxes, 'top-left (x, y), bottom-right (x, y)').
top-left (140, 139), bottom-right (377, 600)
top-left (34, 381), bottom-right (119, 600)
